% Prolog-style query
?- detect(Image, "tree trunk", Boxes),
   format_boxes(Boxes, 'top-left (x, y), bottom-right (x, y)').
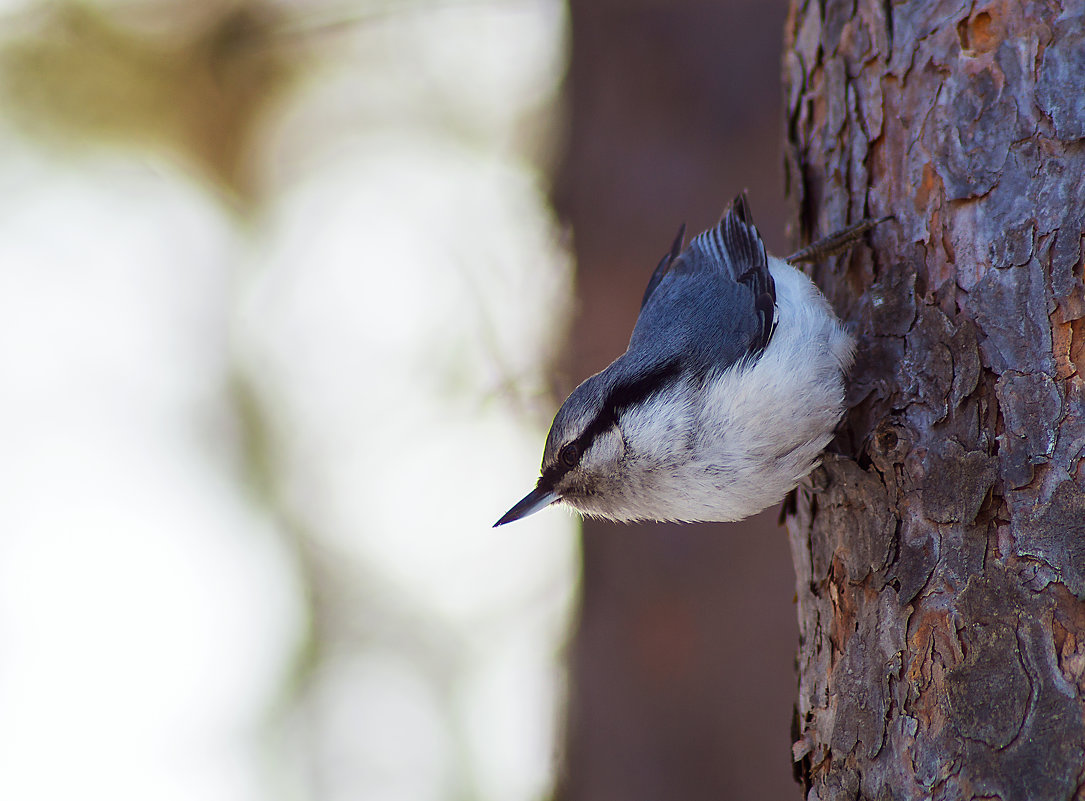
top-left (783, 1), bottom-right (1085, 799)
top-left (552, 3), bottom-right (802, 800)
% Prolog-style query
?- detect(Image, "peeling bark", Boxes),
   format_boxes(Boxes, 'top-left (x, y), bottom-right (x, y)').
top-left (784, 1), bottom-right (1085, 799)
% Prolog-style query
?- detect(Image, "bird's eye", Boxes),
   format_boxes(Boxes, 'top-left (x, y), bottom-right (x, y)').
top-left (559, 443), bottom-right (579, 467)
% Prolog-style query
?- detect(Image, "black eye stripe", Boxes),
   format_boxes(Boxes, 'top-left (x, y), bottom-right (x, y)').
top-left (538, 358), bottom-right (683, 490)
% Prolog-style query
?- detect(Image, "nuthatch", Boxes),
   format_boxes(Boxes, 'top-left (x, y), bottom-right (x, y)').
top-left (496, 195), bottom-right (883, 526)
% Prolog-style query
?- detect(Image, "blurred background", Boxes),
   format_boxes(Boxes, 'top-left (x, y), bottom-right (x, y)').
top-left (0, 0), bottom-right (796, 799)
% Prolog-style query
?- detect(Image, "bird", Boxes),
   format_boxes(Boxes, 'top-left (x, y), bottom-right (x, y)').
top-left (495, 194), bottom-right (881, 526)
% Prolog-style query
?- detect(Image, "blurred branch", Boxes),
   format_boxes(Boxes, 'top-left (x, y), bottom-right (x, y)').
top-left (0, 0), bottom-right (549, 204)
top-left (0, 1), bottom-right (301, 202)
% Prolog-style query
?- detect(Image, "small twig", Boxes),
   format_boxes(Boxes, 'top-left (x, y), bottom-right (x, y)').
top-left (787, 215), bottom-right (893, 264)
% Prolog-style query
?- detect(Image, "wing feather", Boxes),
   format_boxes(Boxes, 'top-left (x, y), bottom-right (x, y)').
top-left (641, 223), bottom-right (686, 309)
top-left (627, 194), bottom-right (778, 376)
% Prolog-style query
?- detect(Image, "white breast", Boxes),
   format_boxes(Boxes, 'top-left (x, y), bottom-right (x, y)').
top-left (608, 257), bottom-right (855, 523)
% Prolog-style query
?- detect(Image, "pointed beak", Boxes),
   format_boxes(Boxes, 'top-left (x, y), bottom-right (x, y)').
top-left (494, 486), bottom-right (559, 527)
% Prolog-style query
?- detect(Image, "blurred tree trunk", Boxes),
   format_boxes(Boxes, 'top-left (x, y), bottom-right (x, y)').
top-left (783, 1), bottom-right (1085, 799)
top-left (552, 3), bottom-right (802, 800)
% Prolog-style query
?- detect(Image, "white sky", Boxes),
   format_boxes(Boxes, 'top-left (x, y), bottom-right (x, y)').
top-left (0, 2), bottom-right (576, 800)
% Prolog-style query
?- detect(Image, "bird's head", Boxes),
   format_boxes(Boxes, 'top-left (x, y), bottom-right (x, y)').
top-left (494, 357), bottom-right (686, 526)
top-left (494, 371), bottom-right (625, 525)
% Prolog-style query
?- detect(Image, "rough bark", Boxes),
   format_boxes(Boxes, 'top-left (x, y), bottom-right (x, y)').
top-left (784, 1), bottom-right (1085, 799)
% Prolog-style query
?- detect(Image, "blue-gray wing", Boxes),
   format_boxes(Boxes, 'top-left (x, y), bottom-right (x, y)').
top-left (628, 194), bottom-right (777, 377)
top-left (641, 223), bottom-right (686, 310)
